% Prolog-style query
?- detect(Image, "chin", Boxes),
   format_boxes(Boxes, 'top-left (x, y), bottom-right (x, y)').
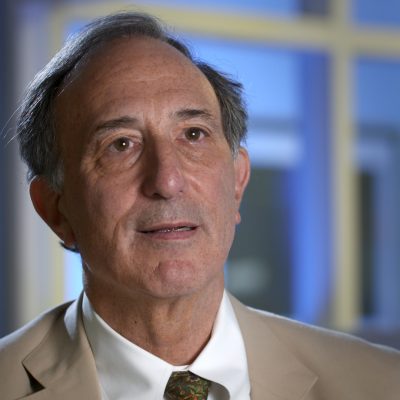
top-left (142, 259), bottom-right (223, 299)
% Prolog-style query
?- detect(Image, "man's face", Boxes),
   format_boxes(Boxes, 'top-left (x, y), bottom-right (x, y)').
top-left (52, 37), bottom-right (249, 300)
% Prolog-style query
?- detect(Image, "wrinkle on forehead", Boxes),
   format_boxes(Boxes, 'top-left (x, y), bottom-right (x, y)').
top-left (55, 37), bottom-right (219, 120)
top-left (58, 36), bottom-right (207, 97)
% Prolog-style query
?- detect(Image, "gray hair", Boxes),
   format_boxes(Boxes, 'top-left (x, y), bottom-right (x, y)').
top-left (17, 12), bottom-right (247, 191)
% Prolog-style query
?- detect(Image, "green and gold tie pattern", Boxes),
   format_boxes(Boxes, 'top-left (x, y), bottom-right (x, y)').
top-left (164, 371), bottom-right (210, 400)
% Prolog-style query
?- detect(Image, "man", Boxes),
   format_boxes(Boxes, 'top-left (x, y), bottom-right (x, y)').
top-left (0, 12), bottom-right (399, 400)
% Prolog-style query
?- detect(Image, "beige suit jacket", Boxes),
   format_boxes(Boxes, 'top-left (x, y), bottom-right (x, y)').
top-left (1, 294), bottom-right (399, 400)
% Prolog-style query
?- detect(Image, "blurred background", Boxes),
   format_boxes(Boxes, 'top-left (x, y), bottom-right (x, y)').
top-left (1, 0), bottom-right (400, 349)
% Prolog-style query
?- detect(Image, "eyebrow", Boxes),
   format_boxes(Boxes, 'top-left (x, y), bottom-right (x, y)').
top-left (92, 108), bottom-right (216, 138)
top-left (94, 116), bottom-right (139, 134)
top-left (173, 108), bottom-right (215, 121)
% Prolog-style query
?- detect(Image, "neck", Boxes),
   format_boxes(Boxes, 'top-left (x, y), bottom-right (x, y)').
top-left (85, 279), bottom-right (224, 365)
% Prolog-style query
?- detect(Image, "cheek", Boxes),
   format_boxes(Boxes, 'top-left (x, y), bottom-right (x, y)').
top-left (64, 179), bottom-right (133, 247)
top-left (206, 166), bottom-right (238, 236)
top-left (216, 165), bottom-right (237, 209)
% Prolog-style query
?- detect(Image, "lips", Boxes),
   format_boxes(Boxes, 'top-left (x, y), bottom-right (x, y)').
top-left (139, 223), bottom-right (197, 235)
top-left (144, 226), bottom-right (194, 234)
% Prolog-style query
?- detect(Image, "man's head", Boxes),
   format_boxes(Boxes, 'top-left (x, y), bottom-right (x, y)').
top-left (19, 12), bottom-right (250, 301)
top-left (17, 12), bottom-right (247, 191)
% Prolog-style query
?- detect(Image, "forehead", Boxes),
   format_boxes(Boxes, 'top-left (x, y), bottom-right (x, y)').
top-left (55, 37), bottom-right (220, 118)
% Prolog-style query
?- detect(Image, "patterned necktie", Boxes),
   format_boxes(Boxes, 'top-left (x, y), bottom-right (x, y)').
top-left (164, 371), bottom-right (210, 400)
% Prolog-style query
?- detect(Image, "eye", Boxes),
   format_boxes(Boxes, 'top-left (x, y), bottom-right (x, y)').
top-left (110, 137), bottom-right (133, 152)
top-left (184, 127), bottom-right (206, 142)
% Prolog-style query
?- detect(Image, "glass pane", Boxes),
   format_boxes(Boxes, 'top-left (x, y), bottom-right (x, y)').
top-left (227, 168), bottom-right (293, 315)
top-left (64, 251), bottom-right (83, 300)
top-left (355, 57), bottom-right (400, 327)
top-left (352, 0), bottom-right (400, 27)
top-left (358, 172), bottom-right (374, 318)
top-left (356, 58), bottom-right (400, 126)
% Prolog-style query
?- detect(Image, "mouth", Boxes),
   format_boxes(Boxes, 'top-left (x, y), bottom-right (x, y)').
top-left (138, 223), bottom-right (198, 238)
top-left (142, 226), bottom-right (195, 234)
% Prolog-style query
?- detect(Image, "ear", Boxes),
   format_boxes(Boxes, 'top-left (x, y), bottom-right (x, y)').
top-left (233, 147), bottom-right (250, 224)
top-left (29, 177), bottom-right (76, 248)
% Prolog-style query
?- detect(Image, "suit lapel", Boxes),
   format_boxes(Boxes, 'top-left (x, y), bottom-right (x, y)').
top-left (17, 291), bottom-right (318, 399)
top-left (230, 295), bottom-right (318, 400)
top-left (21, 295), bottom-right (101, 400)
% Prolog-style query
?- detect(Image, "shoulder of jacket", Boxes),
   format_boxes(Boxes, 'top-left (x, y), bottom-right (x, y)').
top-left (250, 306), bottom-right (398, 351)
top-left (0, 300), bottom-right (74, 359)
top-left (0, 300), bottom-right (79, 399)
top-left (247, 305), bottom-right (400, 367)
top-left (239, 303), bottom-right (400, 397)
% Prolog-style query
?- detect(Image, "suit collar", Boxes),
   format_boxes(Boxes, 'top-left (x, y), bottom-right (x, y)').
top-left (21, 295), bottom-right (101, 400)
top-left (18, 292), bottom-right (318, 399)
top-left (230, 295), bottom-right (318, 400)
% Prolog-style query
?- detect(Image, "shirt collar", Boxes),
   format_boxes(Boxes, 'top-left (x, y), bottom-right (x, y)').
top-left (189, 291), bottom-right (250, 398)
top-left (82, 291), bottom-right (250, 400)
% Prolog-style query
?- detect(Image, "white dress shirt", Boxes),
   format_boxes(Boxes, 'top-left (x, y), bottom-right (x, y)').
top-left (82, 291), bottom-right (250, 400)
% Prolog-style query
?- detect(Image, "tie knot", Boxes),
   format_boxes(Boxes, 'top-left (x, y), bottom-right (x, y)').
top-left (164, 371), bottom-right (210, 400)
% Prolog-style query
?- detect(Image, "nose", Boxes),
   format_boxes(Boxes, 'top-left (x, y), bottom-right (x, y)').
top-left (141, 140), bottom-right (186, 199)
